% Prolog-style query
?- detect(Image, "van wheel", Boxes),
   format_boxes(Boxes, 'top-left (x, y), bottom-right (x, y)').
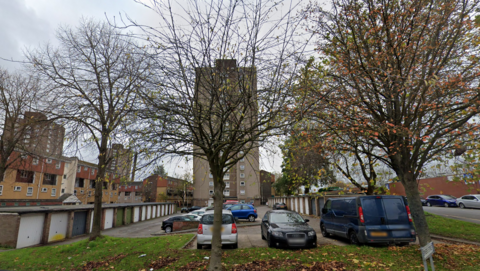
top-left (165, 226), bottom-right (172, 233)
top-left (197, 243), bottom-right (202, 249)
top-left (427, 202), bottom-right (432, 207)
top-left (349, 231), bottom-right (360, 246)
top-left (321, 224), bottom-right (330, 238)
top-left (248, 215), bottom-right (255, 222)
top-left (459, 203), bottom-right (465, 209)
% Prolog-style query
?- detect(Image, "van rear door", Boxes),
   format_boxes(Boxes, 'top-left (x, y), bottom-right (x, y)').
top-left (360, 196), bottom-right (411, 240)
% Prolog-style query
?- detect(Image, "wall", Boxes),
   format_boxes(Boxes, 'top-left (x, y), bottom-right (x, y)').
top-left (0, 202), bottom-right (174, 249)
top-left (388, 176), bottom-right (480, 198)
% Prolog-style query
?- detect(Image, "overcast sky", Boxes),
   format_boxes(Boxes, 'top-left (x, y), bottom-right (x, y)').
top-left (0, 0), bottom-right (284, 179)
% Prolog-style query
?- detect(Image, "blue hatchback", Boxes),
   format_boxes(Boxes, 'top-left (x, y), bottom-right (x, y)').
top-left (425, 195), bottom-right (457, 207)
top-left (227, 204), bottom-right (258, 222)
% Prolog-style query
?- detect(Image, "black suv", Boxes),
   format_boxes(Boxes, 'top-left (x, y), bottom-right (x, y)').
top-left (161, 215), bottom-right (193, 233)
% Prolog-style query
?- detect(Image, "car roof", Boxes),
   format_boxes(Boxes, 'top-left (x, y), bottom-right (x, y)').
top-left (203, 209), bottom-right (232, 215)
top-left (268, 210), bottom-right (296, 214)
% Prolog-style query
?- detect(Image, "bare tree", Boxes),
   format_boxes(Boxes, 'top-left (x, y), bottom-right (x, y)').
top-left (26, 19), bottom-right (152, 240)
top-left (0, 68), bottom-right (45, 182)
top-left (125, 0), bottom-right (317, 269)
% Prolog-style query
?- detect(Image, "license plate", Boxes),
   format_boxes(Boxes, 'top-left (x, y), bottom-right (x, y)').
top-left (221, 226), bottom-right (224, 232)
top-left (370, 231), bottom-right (388, 237)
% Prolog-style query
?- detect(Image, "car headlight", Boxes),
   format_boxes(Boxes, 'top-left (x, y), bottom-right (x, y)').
top-left (308, 231), bottom-right (316, 237)
top-left (272, 231), bottom-right (283, 237)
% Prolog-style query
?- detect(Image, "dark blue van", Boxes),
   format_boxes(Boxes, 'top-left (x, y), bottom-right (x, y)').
top-left (320, 196), bottom-right (416, 245)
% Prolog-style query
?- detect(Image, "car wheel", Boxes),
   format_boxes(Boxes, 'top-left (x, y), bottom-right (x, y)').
top-left (261, 228), bottom-right (266, 240)
top-left (321, 224), bottom-right (330, 238)
top-left (165, 226), bottom-right (172, 233)
top-left (248, 215), bottom-right (255, 222)
top-left (459, 203), bottom-right (465, 209)
top-left (349, 230), bottom-right (360, 246)
top-left (197, 243), bottom-right (202, 249)
top-left (427, 202), bottom-right (432, 207)
top-left (444, 203), bottom-right (449, 208)
top-left (267, 234), bottom-right (275, 248)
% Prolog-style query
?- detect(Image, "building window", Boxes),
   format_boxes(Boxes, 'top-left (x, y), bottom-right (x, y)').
top-left (225, 181), bottom-right (230, 188)
top-left (125, 192), bottom-right (131, 196)
top-left (104, 192), bottom-right (107, 196)
top-left (51, 188), bottom-right (56, 197)
top-left (223, 190), bottom-right (230, 196)
top-left (209, 190), bottom-right (214, 195)
top-left (88, 191), bottom-right (92, 197)
top-left (74, 190), bottom-right (77, 196)
top-left (209, 181), bottom-right (214, 187)
top-left (90, 180), bottom-right (96, 189)
top-left (20, 154), bottom-right (28, 160)
top-left (224, 173), bottom-right (230, 180)
top-left (75, 178), bottom-right (84, 188)
top-left (43, 174), bottom-right (57, 185)
top-left (17, 170), bottom-right (34, 184)
top-left (84, 166), bottom-right (88, 171)
top-left (209, 173), bottom-right (213, 178)
top-left (239, 151), bottom-right (245, 162)
top-left (240, 190), bottom-right (245, 195)
top-left (240, 165), bottom-right (245, 170)
top-left (115, 192), bottom-right (117, 195)
top-left (61, 188), bottom-right (65, 194)
top-left (77, 166), bottom-right (81, 172)
top-left (46, 158), bottom-right (52, 164)
top-left (27, 187), bottom-right (33, 196)
top-left (112, 184), bottom-right (117, 190)
top-left (14, 186), bottom-right (21, 191)
top-left (240, 173), bottom-right (245, 178)
top-left (240, 200), bottom-right (245, 203)
top-left (110, 192), bottom-right (113, 196)
top-left (240, 181), bottom-right (245, 186)
top-left (55, 162), bottom-right (61, 169)
top-left (32, 157), bottom-right (39, 165)
top-left (41, 188), bottom-right (48, 193)
top-left (0, 185), bottom-right (3, 195)
top-left (91, 169), bottom-right (95, 175)
top-left (80, 190), bottom-right (84, 194)
top-left (103, 182), bottom-right (108, 189)
top-left (63, 174), bottom-right (67, 179)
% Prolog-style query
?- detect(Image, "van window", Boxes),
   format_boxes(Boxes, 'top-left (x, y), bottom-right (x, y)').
top-left (344, 199), bottom-right (357, 216)
top-left (383, 198), bottom-right (409, 224)
top-left (331, 200), bottom-right (345, 216)
top-left (324, 200), bottom-right (332, 211)
top-left (361, 198), bottom-right (385, 225)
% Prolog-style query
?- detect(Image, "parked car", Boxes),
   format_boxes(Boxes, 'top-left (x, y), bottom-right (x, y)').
top-left (223, 203), bottom-right (236, 209)
top-left (420, 198), bottom-right (427, 206)
top-left (196, 210), bottom-right (238, 249)
top-left (273, 202), bottom-right (287, 210)
top-left (320, 196), bottom-right (416, 246)
top-left (248, 201), bottom-right (255, 206)
top-left (180, 207), bottom-right (189, 213)
top-left (227, 204), bottom-right (258, 222)
top-left (190, 210), bottom-right (206, 216)
top-left (161, 215), bottom-right (193, 233)
top-left (188, 206), bottom-right (203, 212)
top-left (425, 195), bottom-right (457, 207)
top-left (181, 213), bottom-right (202, 221)
top-left (456, 194), bottom-right (480, 209)
top-left (261, 210), bottom-right (316, 249)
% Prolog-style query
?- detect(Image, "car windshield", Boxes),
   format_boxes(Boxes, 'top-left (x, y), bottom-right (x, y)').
top-left (200, 214), bottom-right (235, 225)
top-left (270, 213), bottom-right (305, 223)
top-left (442, 195), bottom-right (456, 199)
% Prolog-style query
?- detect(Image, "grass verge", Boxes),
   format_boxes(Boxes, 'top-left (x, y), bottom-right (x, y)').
top-left (425, 212), bottom-right (480, 242)
top-left (1, 235), bottom-right (479, 270)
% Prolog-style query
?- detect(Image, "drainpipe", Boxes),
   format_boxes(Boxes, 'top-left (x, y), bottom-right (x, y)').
top-left (36, 157), bottom-right (45, 199)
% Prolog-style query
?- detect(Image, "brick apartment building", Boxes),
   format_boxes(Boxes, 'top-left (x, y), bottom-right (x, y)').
top-left (0, 112), bottom-right (130, 206)
top-left (143, 175), bottom-right (193, 206)
top-left (193, 59), bottom-right (260, 207)
top-left (118, 182), bottom-right (143, 203)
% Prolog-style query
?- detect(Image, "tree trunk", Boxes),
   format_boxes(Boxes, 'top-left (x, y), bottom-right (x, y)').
top-left (209, 175), bottom-right (224, 271)
top-left (401, 172), bottom-right (431, 247)
top-left (366, 185), bottom-right (374, 195)
top-left (89, 136), bottom-right (109, 241)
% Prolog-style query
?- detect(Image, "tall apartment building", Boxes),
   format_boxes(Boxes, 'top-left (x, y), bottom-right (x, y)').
top-left (192, 59), bottom-right (260, 206)
top-left (106, 144), bottom-right (133, 180)
top-left (3, 112), bottom-right (65, 157)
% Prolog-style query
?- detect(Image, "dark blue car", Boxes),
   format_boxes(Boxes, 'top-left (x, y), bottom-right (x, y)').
top-left (425, 195), bottom-right (457, 207)
top-left (227, 204), bottom-right (257, 222)
top-left (320, 196), bottom-right (416, 246)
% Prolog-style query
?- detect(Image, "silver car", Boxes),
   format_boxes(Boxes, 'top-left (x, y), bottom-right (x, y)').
top-left (180, 213), bottom-right (202, 221)
top-left (456, 194), bottom-right (480, 209)
top-left (196, 210), bottom-right (238, 249)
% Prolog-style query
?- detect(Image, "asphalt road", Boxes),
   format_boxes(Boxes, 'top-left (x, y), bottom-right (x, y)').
top-left (423, 206), bottom-right (480, 224)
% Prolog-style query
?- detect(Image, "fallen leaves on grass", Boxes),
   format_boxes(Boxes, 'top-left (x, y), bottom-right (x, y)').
top-left (230, 260), bottom-right (346, 271)
top-left (149, 257), bottom-right (178, 269)
top-left (176, 261), bottom-right (210, 270)
top-left (77, 253), bottom-right (129, 271)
